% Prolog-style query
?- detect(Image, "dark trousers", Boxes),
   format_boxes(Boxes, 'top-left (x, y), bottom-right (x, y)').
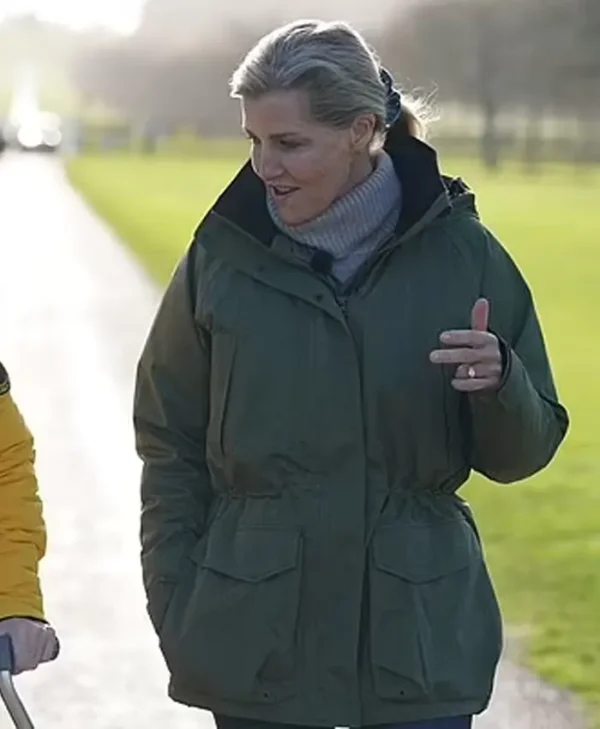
top-left (214, 714), bottom-right (473, 729)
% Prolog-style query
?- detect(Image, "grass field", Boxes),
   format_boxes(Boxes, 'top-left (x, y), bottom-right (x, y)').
top-left (67, 147), bottom-right (600, 726)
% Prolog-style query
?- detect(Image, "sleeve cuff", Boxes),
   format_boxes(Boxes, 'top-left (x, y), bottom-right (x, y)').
top-left (496, 334), bottom-right (513, 392)
top-left (470, 336), bottom-right (532, 415)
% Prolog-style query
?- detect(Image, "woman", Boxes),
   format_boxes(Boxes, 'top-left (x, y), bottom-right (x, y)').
top-left (134, 19), bottom-right (568, 729)
top-left (0, 361), bottom-right (59, 674)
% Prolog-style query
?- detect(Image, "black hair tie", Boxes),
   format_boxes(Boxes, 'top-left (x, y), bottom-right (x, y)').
top-left (379, 66), bottom-right (402, 128)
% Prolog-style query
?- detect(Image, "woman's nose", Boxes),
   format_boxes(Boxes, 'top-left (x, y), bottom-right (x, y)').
top-left (255, 146), bottom-right (283, 181)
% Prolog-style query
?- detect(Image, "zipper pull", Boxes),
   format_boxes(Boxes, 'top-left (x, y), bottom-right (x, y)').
top-left (336, 295), bottom-right (349, 318)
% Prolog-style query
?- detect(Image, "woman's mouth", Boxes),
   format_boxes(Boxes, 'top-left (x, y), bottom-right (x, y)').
top-left (270, 185), bottom-right (299, 201)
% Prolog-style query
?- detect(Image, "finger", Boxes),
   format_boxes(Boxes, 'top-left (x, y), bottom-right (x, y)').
top-left (40, 630), bottom-right (59, 663)
top-left (50, 634), bottom-right (60, 661)
top-left (31, 633), bottom-right (47, 670)
top-left (23, 624), bottom-right (45, 672)
top-left (12, 622), bottom-right (49, 673)
top-left (452, 376), bottom-right (500, 392)
top-left (11, 634), bottom-right (34, 674)
top-left (471, 297), bottom-right (489, 331)
top-left (430, 348), bottom-right (482, 365)
top-left (9, 623), bottom-right (29, 674)
top-left (439, 330), bottom-right (496, 348)
top-left (455, 361), bottom-right (503, 380)
top-left (431, 344), bottom-right (500, 365)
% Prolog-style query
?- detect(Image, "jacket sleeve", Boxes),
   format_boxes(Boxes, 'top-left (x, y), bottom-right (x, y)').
top-left (133, 243), bottom-right (213, 634)
top-left (467, 228), bottom-right (569, 484)
top-left (0, 368), bottom-right (46, 621)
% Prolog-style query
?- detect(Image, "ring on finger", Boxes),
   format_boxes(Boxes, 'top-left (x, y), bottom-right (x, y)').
top-left (467, 365), bottom-right (477, 379)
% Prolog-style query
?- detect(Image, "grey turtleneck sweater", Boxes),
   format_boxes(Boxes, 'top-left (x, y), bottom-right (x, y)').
top-left (267, 151), bottom-right (402, 283)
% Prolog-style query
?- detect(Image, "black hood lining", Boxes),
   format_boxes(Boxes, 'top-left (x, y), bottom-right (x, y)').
top-left (204, 135), bottom-right (449, 246)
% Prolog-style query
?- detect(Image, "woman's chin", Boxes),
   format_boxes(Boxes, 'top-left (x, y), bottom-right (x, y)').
top-left (277, 204), bottom-right (328, 227)
top-left (280, 212), bottom-right (308, 226)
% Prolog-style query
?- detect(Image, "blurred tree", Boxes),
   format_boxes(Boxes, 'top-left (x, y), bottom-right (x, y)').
top-left (67, 0), bottom-right (600, 161)
top-left (69, 19), bottom-right (279, 135)
top-left (0, 14), bottom-right (108, 116)
top-left (573, 0), bottom-right (600, 78)
top-left (136, 0), bottom-right (206, 49)
top-left (381, 0), bottom-right (600, 168)
top-left (380, 0), bottom-right (514, 169)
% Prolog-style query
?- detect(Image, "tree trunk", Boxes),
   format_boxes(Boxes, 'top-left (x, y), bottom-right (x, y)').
top-left (475, 5), bottom-right (501, 170)
top-left (522, 110), bottom-right (544, 174)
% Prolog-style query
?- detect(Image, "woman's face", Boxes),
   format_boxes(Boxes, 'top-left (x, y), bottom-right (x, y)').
top-left (242, 90), bottom-right (374, 226)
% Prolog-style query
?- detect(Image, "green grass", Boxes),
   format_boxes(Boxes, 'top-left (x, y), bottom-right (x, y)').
top-left (67, 146), bottom-right (600, 726)
top-left (67, 149), bottom-right (245, 283)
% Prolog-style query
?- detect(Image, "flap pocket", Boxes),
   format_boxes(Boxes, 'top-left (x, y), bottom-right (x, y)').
top-left (373, 518), bottom-right (479, 583)
top-left (173, 524), bottom-right (302, 702)
top-left (202, 526), bottom-right (300, 583)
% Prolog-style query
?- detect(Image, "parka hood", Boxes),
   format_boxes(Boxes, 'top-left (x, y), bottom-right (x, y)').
top-left (197, 135), bottom-right (473, 251)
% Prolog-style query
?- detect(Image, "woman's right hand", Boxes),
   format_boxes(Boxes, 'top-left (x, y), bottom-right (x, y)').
top-left (0, 617), bottom-right (59, 674)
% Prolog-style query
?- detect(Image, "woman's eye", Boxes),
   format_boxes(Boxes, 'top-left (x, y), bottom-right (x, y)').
top-left (280, 139), bottom-right (302, 150)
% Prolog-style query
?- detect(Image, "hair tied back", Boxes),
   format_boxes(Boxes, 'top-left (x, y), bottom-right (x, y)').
top-left (379, 66), bottom-right (402, 128)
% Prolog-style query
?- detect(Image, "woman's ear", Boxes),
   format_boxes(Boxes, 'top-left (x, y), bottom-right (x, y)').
top-left (349, 113), bottom-right (377, 153)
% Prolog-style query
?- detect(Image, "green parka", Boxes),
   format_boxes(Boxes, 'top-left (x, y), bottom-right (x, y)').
top-left (134, 137), bottom-right (568, 726)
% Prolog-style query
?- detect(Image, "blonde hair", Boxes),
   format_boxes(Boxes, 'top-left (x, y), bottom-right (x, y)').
top-left (230, 19), bottom-right (430, 144)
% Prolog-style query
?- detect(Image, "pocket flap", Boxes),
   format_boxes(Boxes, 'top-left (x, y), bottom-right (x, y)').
top-left (373, 518), bottom-right (478, 583)
top-left (203, 526), bottom-right (300, 583)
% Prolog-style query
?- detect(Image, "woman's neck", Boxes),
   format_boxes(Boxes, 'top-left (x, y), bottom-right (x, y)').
top-left (267, 151), bottom-right (402, 283)
top-left (334, 152), bottom-right (378, 203)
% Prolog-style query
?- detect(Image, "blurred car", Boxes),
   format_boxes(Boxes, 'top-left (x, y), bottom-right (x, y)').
top-left (15, 112), bottom-right (62, 153)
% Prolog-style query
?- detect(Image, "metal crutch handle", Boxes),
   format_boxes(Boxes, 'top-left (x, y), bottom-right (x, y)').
top-left (0, 634), bottom-right (35, 729)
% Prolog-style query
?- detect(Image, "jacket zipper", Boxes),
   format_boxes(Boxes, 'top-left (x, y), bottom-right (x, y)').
top-left (335, 293), bottom-right (350, 319)
top-left (330, 233), bottom-right (397, 321)
top-left (344, 192), bottom-right (452, 299)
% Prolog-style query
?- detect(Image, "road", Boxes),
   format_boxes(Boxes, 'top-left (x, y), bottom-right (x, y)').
top-left (0, 152), bottom-right (587, 729)
top-left (0, 151), bottom-right (202, 728)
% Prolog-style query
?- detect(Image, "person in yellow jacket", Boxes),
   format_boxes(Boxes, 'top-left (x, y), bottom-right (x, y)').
top-left (0, 361), bottom-right (59, 674)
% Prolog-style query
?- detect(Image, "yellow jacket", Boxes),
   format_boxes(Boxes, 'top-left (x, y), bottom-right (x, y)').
top-left (0, 362), bottom-right (46, 620)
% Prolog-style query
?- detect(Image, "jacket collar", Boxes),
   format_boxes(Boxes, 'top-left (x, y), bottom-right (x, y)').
top-left (201, 135), bottom-right (450, 248)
